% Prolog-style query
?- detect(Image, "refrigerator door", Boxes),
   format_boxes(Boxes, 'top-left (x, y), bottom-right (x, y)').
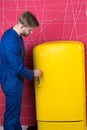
top-left (33, 41), bottom-right (86, 121)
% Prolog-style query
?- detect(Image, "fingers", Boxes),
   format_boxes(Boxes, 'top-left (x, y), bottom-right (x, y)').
top-left (33, 69), bottom-right (41, 77)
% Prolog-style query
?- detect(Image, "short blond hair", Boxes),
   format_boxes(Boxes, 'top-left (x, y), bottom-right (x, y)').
top-left (18, 11), bottom-right (39, 27)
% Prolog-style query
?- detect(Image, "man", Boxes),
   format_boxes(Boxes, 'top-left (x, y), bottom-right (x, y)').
top-left (0, 11), bottom-right (41, 130)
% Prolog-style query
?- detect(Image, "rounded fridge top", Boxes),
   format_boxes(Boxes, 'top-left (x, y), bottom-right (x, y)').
top-left (33, 41), bottom-right (84, 51)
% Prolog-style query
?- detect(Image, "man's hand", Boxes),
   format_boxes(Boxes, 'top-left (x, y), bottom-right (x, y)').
top-left (33, 69), bottom-right (41, 77)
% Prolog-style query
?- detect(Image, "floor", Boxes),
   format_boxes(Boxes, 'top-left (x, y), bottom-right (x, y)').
top-left (0, 126), bottom-right (28, 130)
top-left (0, 126), bottom-right (86, 130)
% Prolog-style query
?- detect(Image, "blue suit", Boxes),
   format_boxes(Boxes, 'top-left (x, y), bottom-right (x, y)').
top-left (0, 28), bottom-right (34, 130)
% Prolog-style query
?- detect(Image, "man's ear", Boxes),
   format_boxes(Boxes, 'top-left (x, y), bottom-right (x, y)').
top-left (20, 24), bottom-right (24, 29)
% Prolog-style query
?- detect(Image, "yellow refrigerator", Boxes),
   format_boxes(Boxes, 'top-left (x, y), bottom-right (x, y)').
top-left (33, 41), bottom-right (86, 130)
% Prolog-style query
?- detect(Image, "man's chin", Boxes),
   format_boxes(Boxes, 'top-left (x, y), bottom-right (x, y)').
top-left (22, 34), bottom-right (29, 37)
top-left (22, 34), bottom-right (27, 37)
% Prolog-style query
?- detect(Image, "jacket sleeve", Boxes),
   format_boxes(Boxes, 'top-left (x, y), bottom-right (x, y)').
top-left (4, 41), bottom-right (34, 81)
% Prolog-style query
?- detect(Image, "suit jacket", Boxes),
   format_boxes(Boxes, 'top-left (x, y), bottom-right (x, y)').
top-left (0, 28), bottom-right (34, 92)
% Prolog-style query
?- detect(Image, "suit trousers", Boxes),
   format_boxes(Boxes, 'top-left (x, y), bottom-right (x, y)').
top-left (3, 91), bottom-right (23, 130)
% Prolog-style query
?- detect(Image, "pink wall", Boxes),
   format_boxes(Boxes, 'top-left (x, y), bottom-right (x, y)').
top-left (0, 0), bottom-right (87, 126)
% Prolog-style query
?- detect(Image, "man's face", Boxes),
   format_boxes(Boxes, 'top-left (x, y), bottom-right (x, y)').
top-left (21, 26), bottom-right (34, 37)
